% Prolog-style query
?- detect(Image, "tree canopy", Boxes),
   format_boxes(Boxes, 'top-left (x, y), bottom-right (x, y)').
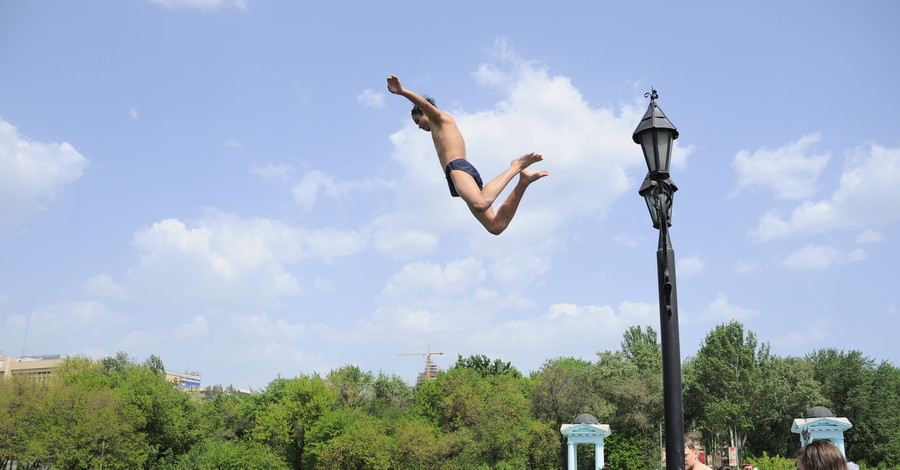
top-left (2, 324), bottom-right (898, 469)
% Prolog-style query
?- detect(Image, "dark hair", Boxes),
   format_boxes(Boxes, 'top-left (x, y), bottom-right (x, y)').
top-left (411, 96), bottom-right (436, 117)
top-left (796, 440), bottom-right (845, 470)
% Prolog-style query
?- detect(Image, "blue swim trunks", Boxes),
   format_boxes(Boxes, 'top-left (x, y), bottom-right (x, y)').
top-left (444, 159), bottom-right (484, 197)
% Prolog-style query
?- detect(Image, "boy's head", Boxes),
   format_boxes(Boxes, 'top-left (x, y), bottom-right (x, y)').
top-left (684, 438), bottom-right (701, 469)
top-left (411, 96), bottom-right (436, 131)
top-left (410, 96), bottom-right (436, 118)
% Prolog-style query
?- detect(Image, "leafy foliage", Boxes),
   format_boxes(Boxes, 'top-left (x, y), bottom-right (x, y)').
top-left (175, 438), bottom-right (290, 469)
top-left (2, 323), bottom-right (899, 469)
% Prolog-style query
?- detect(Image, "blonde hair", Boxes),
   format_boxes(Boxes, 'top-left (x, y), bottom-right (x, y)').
top-left (685, 437), bottom-right (700, 451)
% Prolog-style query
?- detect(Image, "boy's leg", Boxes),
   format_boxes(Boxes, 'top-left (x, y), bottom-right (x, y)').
top-left (456, 169), bottom-right (548, 235)
top-left (451, 153), bottom-right (544, 212)
top-left (488, 170), bottom-right (547, 233)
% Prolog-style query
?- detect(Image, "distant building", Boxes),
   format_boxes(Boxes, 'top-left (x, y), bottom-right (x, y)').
top-left (0, 354), bottom-right (66, 379)
top-left (1, 354), bottom-right (202, 392)
top-left (165, 370), bottom-right (202, 391)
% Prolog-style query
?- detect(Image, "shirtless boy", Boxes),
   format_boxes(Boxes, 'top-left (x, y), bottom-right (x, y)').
top-left (387, 75), bottom-right (548, 235)
top-left (685, 438), bottom-right (712, 470)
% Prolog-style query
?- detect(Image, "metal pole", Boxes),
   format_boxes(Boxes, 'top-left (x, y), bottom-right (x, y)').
top-left (656, 184), bottom-right (685, 470)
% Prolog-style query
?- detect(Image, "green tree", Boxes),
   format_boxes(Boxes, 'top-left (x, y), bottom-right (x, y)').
top-left (326, 365), bottom-right (374, 409)
top-left (0, 374), bottom-right (52, 468)
top-left (810, 349), bottom-right (900, 464)
top-left (243, 374), bottom-right (337, 469)
top-left (531, 357), bottom-right (606, 427)
top-left (100, 353), bottom-right (203, 467)
top-left (744, 356), bottom-right (824, 458)
top-left (530, 356), bottom-right (608, 467)
top-left (370, 371), bottom-right (414, 419)
top-left (602, 326), bottom-right (664, 442)
top-left (175, 438), bottom-right (290, 470)
top-left (683, 321), bottom-right (769, 459)
top-left (452, 354), bottom-right (523, 378)
top-left (746, 451), bottom-right (797, 470)
top-left (40, 377), bottom-right (148, 469)
top-left (435, 365), bottom-right (552, 469)
top-left (390, 417), bottom-right (442, 470)
top-left (605, 433), bottom-right (647, 470)
top-left (311, 409), bottom-right (396, 470)
top-left (143, 354), bottom-right (166, 376)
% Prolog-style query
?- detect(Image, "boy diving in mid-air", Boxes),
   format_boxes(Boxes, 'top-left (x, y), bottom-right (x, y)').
top-left (387, 75), bottom-right (548, 235)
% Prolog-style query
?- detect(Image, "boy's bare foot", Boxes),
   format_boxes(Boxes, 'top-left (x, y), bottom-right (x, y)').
top-left (512, 152), bottom-right (543, 171)
top-left (520, 169), bottom-right (549, 185)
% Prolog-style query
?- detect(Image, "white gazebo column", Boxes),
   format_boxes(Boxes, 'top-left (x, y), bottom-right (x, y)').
top-left (561, 414), bottom-right (611, 470)
top-left (834, 436), bottom-right (846, 455)
top-left (568, 441), bottom-right (577, 470)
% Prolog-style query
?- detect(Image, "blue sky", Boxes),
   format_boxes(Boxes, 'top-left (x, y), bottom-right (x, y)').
top-left (2, 0), bottom-right (898, 389)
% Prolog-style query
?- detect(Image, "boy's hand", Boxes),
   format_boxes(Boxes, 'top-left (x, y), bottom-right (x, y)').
top-left (387, 75), bottom-right (403, 95)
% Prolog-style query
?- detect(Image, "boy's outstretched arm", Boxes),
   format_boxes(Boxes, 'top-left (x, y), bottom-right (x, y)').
top-left (387, 75), bottom-right (441, 120)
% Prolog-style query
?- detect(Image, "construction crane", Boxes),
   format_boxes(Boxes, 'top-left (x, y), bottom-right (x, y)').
top-left (397, 345), bottom-right (444, 381)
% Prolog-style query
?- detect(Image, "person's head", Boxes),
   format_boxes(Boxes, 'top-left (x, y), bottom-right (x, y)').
top-left (685, 438), bottom-right (701, 469)
top-left (742, 464), bottom-right (754, 470)
top-left (796, 440), bottom-right (845, 470)
top-left (410, 96), bottom-right (436, 131)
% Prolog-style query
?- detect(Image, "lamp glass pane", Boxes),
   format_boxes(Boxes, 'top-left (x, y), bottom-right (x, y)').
top-left (639, 132), bottom-right (658, 173)
top-left (643, 192), bottom-right (660, 228)
top-left (656, 130), bottom-right (673, 174)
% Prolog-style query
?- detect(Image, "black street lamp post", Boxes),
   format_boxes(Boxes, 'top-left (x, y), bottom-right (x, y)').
top-left (633, 89), bottom-right (685, 470)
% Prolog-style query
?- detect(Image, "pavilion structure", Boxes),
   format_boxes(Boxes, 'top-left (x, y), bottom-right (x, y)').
top-left (560, 413), bottom-right (611, 470)
top-left (791, 406), bottom-right (853, 456)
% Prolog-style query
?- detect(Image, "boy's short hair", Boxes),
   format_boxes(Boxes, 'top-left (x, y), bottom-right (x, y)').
top-left (411, 96), bottom-right (436, 117)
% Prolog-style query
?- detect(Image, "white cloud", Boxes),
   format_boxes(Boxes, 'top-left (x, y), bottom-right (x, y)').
top-left (695, 293), bottom-right (759, 322)
top-left (0, 119), bottom-right (89, 224)
top-left (847, 248), bottom-right (867, 263)
top-left (350, 253), bottom-right (660, 376)
top-left (174, 315), bottom-right (209, 340)
top-left (148, 0), bottom-right (247, 11)
top-left (83, 274), bottom-right (128, 299)
top-left (292, 170), bottom-right (339, 211)
top-left (122, 210), bottom-right (365, 311)
top-left (373, 229), bottom-right (439, 260)
top-left (772, 318), bottom-right (832, 351)
top-left (2, 302), bottom-right (124, 356)
top-left (678, 255), bottom-right (704, 277)
top-left (732, 132), bottom-right (830, 200)
top-left (103, 311), bottom-right (340, 388)
top-left (290, 170), bottom-right (391, 211)
top-left (252, 162), bottom-right (291, 182)
top-left (313, 278), bottom-right (334, 292)
top-left (613, 232), bottom-right (641, 247)
top-left (855, 229), bottom-right (885, 244)
top-left (781, 244), bottom-right (864, 272)
top-left (733, 259), bottom-right (761, 274)
top-left (129, 107), bottom-right (139, 119)
top-left (749, 144), bottom-right (900, 241)
top-left (357, 88), bottom-right (386, 109)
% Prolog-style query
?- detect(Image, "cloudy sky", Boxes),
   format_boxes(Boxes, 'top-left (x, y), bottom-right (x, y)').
top-left (2, 0), bottom-right (898, 389)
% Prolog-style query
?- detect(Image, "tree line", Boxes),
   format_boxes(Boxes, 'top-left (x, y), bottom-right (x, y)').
top-left (1, 320), bottom-right (898, 470)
